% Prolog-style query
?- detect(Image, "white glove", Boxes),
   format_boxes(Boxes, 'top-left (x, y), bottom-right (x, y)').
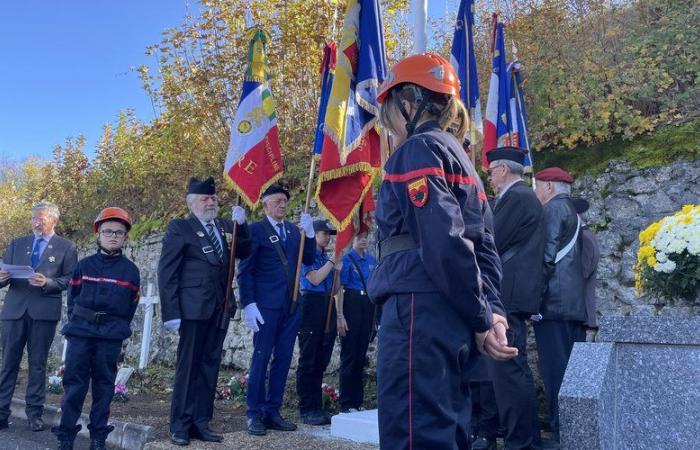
top-left (243, 303), bottom-right (265, 332)
top-left (232, 206), bottom-right (246, 225)
top-left (164, 319), bottom-right (181, 331)
top-left (300, 213), bottom-right (315, 238)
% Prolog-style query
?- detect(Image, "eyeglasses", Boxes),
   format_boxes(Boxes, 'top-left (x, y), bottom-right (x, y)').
top-left (486, 165), bottom-right (504, 175)
top-left (99, 229), bottom-right (126, 238)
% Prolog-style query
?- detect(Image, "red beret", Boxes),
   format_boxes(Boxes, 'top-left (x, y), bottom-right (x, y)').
top-left (535, 167), bottom-right (574, 184)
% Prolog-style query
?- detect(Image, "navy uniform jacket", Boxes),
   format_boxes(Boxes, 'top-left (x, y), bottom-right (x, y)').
top-left (493, 180), bottom-right (545, 315)
top-left (367, 121), bottom-right (504, 333)
top-left (0, 234), bottom-right (78, 321)
top-left (158, 215), bottom-right (251, 322)
top-left (237, 219), bottom-right (315, 310)
top-left (63, 251), bottom-right (140, 340)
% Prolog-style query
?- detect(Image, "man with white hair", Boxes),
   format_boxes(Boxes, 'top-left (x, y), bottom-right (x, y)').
top-left (533, 167), bottom-right (587, 447)
top-left (237, 184), bottom-right (316, 436)
top-left (0, 201), bottom-right (77, 432)
top-left (158, 176), bottom-right (251, 446)
top-left (485, 147), bottom-right (544, 450)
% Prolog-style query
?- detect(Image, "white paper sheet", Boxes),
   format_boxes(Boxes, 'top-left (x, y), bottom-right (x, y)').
top-left (0, 264), bottom-right (35, 279)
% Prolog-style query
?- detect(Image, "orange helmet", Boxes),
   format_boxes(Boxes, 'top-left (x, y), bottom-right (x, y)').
top-left (93, 207), bottom-right (132, 233)
top-left (377, 52), bottom-right (460, 104)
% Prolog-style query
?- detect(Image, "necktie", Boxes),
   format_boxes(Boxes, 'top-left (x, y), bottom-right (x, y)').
top-left (276, 223), bottom-right (286, 243)
top-left (31, 238), bottom-right (43, 268)
top-left (206, 223), bottom-right (223, 261)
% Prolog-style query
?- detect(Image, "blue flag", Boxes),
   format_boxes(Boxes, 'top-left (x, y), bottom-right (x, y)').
top-left (313, 42), bottom-right (337, 156)
top-left (450, 0), bottom-right (482, 135)
top-left (507, 61), bottom-right (533, 171)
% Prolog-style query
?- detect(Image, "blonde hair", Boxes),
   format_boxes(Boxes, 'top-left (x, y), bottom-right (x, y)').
top-left (379, 84), bottom-right (470, 142)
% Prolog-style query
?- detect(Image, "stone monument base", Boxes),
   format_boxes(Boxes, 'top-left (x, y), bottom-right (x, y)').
top-left (330, 409), bottom-right (379, 444)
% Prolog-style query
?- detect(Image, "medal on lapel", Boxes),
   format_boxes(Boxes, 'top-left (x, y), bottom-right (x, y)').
top-left (49, 256), bottom-right (56, 263)
top-left (196, 231), bottom-right (205, 238)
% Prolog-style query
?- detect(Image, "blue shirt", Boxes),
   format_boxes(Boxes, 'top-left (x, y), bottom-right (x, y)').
top-left (301, 248), bottom-right (333, 293)
top-left (340, 248), bottom-right (376, 291)
top-left (32, 232), bottom-right (55, 260)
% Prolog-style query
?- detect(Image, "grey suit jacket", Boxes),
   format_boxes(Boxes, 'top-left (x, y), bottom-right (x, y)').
top-left (0, 234), bottom-right (78, 321)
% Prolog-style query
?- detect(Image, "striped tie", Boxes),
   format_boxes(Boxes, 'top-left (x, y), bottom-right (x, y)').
top-left (206, 223), bottom-right (223, 261)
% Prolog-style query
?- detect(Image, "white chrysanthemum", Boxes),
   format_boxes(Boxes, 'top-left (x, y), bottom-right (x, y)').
top-left (654, 260), bottom-right (676, 273)
top-left (655, 252), bottom-right (668, 263)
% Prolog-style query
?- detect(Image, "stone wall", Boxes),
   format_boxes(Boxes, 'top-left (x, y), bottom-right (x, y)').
top-left (2, 158), bottom-right (698, 374)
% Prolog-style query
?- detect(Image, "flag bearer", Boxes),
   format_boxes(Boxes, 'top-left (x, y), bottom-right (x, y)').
top-left (367, 52), bottom-right (518, 450)
top-left (296, 219), bottom-right (338, 425)
top-left (52, 208), bottom-right (139, 450)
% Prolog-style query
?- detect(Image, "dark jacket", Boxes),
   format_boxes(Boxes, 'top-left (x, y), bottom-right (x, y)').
top-left (541, 194), bottom-right (586, 322)
top-left (367, 121), bottom-right (504, 333)
top-left (158, 215), bottom-right (251, 322)
top-left (581, 225), bottom-right (600, 328)
top-left (493, 180), bottom-right (545, 315)
top-left (63, 250), bottom-right (140, 340)
top-left (237, 218), bottom-right (315, 310)
top-left (0, 234), bottom-right (78, 321)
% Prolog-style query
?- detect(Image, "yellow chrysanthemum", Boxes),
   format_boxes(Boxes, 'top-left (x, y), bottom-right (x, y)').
top-left (646, 256), bottom-right (657, 267)
top-left (682, 204), bottom-right (693, 214)
top-left (638, 245), bottom-right (655, 259)
top-left (682, 215), bottom-right (693, 224)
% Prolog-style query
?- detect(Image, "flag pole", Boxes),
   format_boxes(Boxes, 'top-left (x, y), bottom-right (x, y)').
top-left (289, 156), bottom-right (317, 316)
top-left (221, 196), bottom-right (241, 328)
top-left (414, 0), bottom-right (428, 53)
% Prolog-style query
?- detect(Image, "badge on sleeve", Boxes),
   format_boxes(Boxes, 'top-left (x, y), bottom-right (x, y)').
top-left (407, 176), bottom-right (429, 208)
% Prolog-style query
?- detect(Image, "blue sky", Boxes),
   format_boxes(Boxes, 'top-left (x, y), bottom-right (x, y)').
top-left (0, 0), bottom-right (454, 161)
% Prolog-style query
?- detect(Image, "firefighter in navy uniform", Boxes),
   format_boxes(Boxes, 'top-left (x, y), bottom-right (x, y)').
top-left (52, 208), bottom-right (140, 450)
top-left (367, 53), bottom-right (518, 450)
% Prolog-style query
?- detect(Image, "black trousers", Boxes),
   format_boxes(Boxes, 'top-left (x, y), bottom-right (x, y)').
top-left (52, 337), bottom-right (121, 442)
top-left (533, 319), bottom-right (586, 436)
top-left (470, 378), bottom-right (499, 439)
top-left (377, 293), bottom-right (474, 450)
top-left (339, 289), bottom-right (374, 410)
top-left (0, 313), bottom-right (57, 421)
top-left (487, 314), bottom-right (540, 449)
top-left (170, 309), bottom-right (228, 435)
top-left (296, 292), bottom-right (336, 414)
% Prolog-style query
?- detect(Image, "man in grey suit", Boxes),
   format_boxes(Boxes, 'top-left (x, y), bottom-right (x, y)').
top-left (0, 201), bottom-right (78, 431)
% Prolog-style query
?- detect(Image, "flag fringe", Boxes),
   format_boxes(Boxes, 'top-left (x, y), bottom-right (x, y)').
top-left (223, 172), bottom-right (283, 210)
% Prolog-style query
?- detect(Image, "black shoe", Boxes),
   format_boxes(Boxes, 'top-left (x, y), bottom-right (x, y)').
top-left (190, 427), bottom-right (224, 442)
top-left (28, 416), bottom-right (45, 432)
top-left (57, 442), bottom-right (74, 450)
top-left (0, 418), bottom-right (7, 430)
top-left (89, 439), bottom-right (107, 450)
top-left (170, 432), bottom-right (190, 446)
top-left (301, 410), bottom-right (331, 426)
top-left (247, 416), bottom-right (267, 436)
top-left (472, 436), bottom-right (497, 450)
top-left (264, 414), bottom-right (297, 431)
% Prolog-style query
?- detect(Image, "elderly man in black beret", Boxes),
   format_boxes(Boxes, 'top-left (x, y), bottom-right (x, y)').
top-left (485, 147), bottom-right (544, 450)
top-left (237, 184), bottom-right (316, 436)
top-left (158, 177), bottom-right (251, 446)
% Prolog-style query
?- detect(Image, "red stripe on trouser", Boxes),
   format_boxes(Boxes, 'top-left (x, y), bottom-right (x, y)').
top-left (408, 293), bottom-right (415, 450)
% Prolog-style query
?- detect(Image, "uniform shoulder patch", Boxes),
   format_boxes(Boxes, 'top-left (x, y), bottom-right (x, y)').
top-left (407, 176), bottom-right (429, 208)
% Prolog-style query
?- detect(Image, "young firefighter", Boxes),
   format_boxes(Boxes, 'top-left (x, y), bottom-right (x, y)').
top-left (52, 207), bottom-right (140, 450)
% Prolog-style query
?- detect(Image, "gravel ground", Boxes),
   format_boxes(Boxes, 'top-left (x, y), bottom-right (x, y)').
top-left (143, 424), bottom-right (379, 450)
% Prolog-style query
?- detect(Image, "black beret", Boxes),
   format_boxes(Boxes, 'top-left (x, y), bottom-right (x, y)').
top-left (486, 146), bottom-right (526, 166)
top-left (261, 184), bottom-right (290, 200)
top-left (571, 197), bottom-right (590, 214)
top-left (313, 219), bottom-right (336, 235)
top-left (187, 176), bottom-right (216, 195)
